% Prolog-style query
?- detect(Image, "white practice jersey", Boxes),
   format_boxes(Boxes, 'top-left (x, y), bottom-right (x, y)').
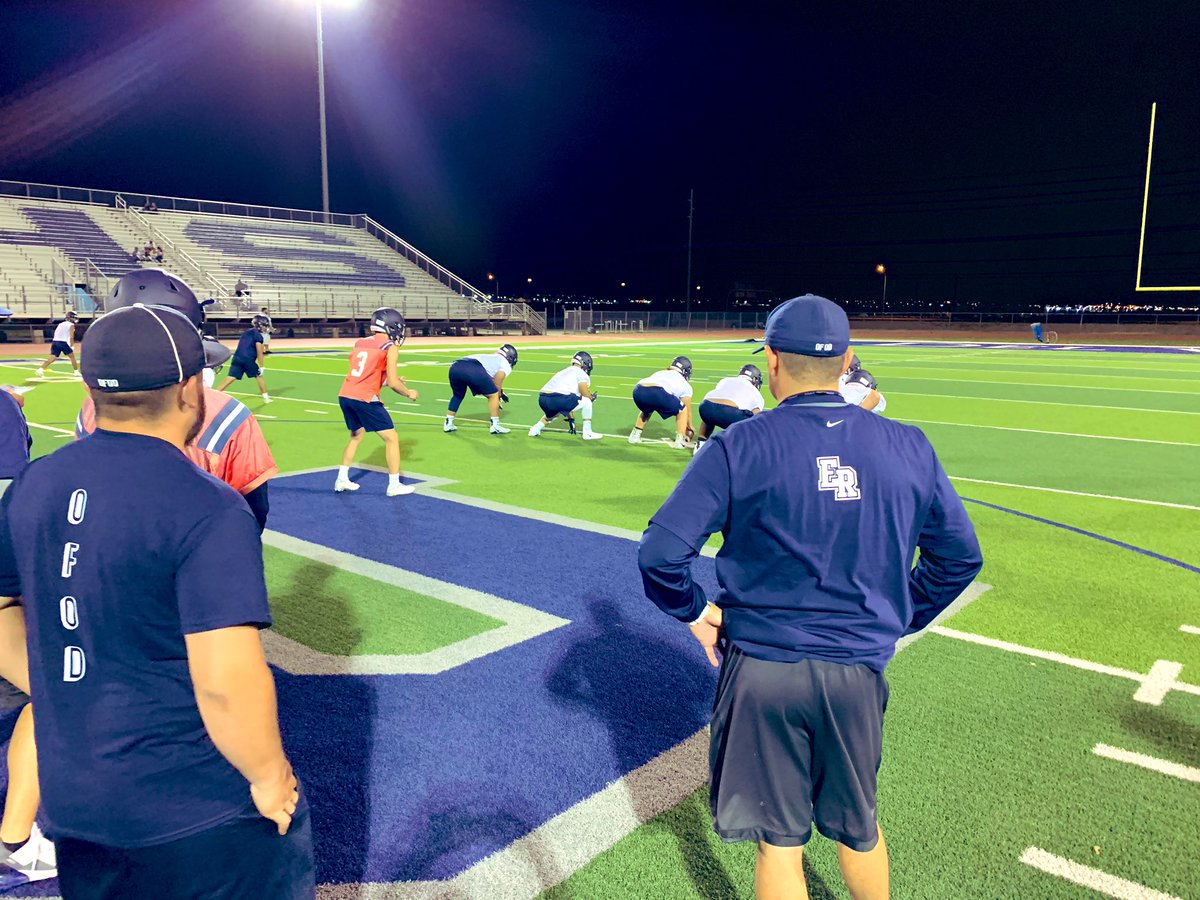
top-left (703, 376), bottom-right (765, 412)
top-left (53, 321), bottom-right (74, 344)
top-left (839, 374), bottom-right (887, 413)
top-left (639, 369), bottom-right (693, 400)
top-left (470, 353), bottom-right (513, 380)
top-left (542, 365), bottom-right (590, 396)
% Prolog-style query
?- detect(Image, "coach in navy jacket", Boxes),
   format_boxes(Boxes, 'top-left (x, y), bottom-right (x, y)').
top-left (639, 294), bottom-right (982, 899)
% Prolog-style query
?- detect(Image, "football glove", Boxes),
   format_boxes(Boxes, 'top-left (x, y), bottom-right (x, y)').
top-left (565, 415), bottom-right (578, 435)
top-left (589, 391), bottom-right (598, 402)
top-left (499, 391), bottom-right (511, 405)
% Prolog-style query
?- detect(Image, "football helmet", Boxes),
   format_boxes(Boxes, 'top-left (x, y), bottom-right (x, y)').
top-left (370, 307), bottom-right (406, 344)
top-left (572, 350), bottom-right (594, 374)
top-left (845, 368), bottom-right (877, 390)
top-left (499, 344), bottom-right (519, 367)
top-left (107, 269), bottom-right (204, 327)
top-left (670, 356), bottom-right (692, 380)
top-left (738, 364), bottom-right (762, 387)
top-left (847, 353), bottom-right (862, 373)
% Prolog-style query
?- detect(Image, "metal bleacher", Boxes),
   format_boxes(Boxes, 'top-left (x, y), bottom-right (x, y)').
top-left (0, 180), bottom-right (546, 338)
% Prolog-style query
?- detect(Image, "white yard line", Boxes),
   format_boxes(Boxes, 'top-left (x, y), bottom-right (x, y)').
top-left (887, 391), bottom-right (1200, 416)
top-left (947, 477), bottom-right (1200, 511)
top-left (1092, 744), bottom-right (1200, 784)
top-left (896, 417), bottom-right (1199, 447)
top-left (1179, 625), bottom-right (1200, 636)
top-left (1019, 847), bottom-right (1182, 900)
top-left (27, 422), bottom-right (73, 436)
top-left (930, 627), bottom-right (1200, 705)
top-left (886, 374), bottom-right (1196, 395)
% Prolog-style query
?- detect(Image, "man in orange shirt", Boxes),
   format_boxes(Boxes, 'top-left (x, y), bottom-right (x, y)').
top-left (335, 308), bottom-right (419, 497)
top-left (78, 270), bottom-right (278, 531)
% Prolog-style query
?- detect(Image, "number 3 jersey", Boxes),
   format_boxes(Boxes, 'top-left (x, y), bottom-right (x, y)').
top-left (339, 333), bottom-right (394, 403)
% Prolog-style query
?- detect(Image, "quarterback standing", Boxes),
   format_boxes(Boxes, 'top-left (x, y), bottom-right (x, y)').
top-left (34, 311), bottom-right (80, 379)
top-left (217, 314), bottom-right (272, 404)
top-left (334, 308), bottom-right (419, 497)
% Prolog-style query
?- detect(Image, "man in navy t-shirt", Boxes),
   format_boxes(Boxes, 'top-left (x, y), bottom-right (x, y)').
top-left (639, 295), bottom-right (982, 900)
top-left (216, 314), bottom-right (271, 404)
top-left (0, 303), bottom-right (312, 899)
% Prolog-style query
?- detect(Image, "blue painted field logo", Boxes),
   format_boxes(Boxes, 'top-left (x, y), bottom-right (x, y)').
top-left (817, 455), bottom-right (861, 501)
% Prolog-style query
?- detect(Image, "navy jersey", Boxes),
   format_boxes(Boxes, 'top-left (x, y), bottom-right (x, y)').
top-left (0, 430), bottom-right (272, 848)
top-left (0, 390), bottom-right (31, 479)
top-left (234, 328), bottom-right (263, 363)
top-left (639, 391), bottom-right (981, 671)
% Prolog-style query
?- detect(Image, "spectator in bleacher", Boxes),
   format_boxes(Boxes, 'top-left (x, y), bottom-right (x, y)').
top-left (33, 310), bottom-right (80, 380)
top-left (140, 200), bottom-right (158, 213)
top-left (154, 245), bottom-right (164, 264)
top-left (130, 246), bottom-right (142, 264)
top-left (235, 279), bottom-right (252, 298)
top-left (143, 242), bottom-right (154, 261)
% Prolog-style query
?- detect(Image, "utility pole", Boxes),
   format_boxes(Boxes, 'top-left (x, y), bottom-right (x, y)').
top-left (685, 189), bottom-right (694, 328)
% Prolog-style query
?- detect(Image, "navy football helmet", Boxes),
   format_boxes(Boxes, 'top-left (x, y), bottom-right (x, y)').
top-left (846, 368), bottom-right (877, 390)
top-left (65, 310), bottom-right (79, 321)
top-left (670, 356), bottom-right (692, 380)
top-left (370, 307), bottom-right (406, 345)
top-left (108, 269), bottom-right (205, 328)
top-left (252, 314), bottom-right (272, 333)
top-left (572, 350), bottom-right (594, 374)
top-left (847, 353), bottom-right (862, 373)
top-left (202, 334), bottom-right (232, 372)
top-left (738, 363), bottom-right (762, 387)
top-left (499, 344), bottom-right (519, 367)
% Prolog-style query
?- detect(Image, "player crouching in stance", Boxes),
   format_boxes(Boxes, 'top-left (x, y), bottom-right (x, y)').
top-left (444, 344), bottom-right (517, 435)
top-left (838, 354), bottom-right (887, 413)
top-left (217, 314), bottom-right (271, 403)
top-left (529, 351), bottom-right (602, 440)
top-left (335, 308), bottom-right (419, 497)
top-left (694, 364), bottom-right (764, 453)
top-left (629, 356), bottom-right (695, 449)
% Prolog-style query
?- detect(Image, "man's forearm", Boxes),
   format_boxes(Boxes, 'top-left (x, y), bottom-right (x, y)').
top-left (192, 659), bottom-right (289, 786)
top-left (637, 523), bottom-right (708, 622)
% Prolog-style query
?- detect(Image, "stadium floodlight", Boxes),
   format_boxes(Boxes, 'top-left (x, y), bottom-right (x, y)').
top-left (875, 263), bottom-right (888, 305)
top-left (290, 0), bottom-right (363, 220)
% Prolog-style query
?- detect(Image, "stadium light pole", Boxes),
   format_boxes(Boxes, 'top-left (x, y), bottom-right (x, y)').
top-left (875, 263), bottom-right (888, 306)
top-left (487, 272), bottom-right (500, 300)
top-left (295, 0), bottom-right (360, 221)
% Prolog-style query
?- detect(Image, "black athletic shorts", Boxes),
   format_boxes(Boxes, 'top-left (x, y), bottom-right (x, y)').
top-left (698, 399), bottom-right (752, 431)
top-left (228, 357), bottom-right (261, 379)
top-left (709, 645), bottom-right (888, 851)
top-left (448, 358), bottom-right (499, 397)
top-left (538, 392), bottom-right (579, 418)
top-left (56, 808), bottom-right (315, 900)
top-left (339, 396), bottom-right (394, 433)
top-left (632, 384), bottom-right (682, 419)
top-left (50, 341), bottom-right (73, 357)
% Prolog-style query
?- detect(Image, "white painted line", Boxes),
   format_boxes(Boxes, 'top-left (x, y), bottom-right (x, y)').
top-left (1179, 625), bottom-right (1200, 636)
top-left (1132, 660), bottom-right (1185, 706)
top-left (886, 390), bottom-right (1200, 416)
top-left (947, 477), bottom-right (1200, 511)
top-left (893, 582), bottom-right (990, 654)
top-left (303, 408), bottom-right (328, 414)
top-left (897, 417), bottom-right (1199, 447)
top-left (1019, 847), bottom-right (1182, 900)
top-left (887, 374), bottom-right (1196, 395)
top-left (1093, 744), bottom-right (1200, 783)
top-left (27, 422), bottom-right (73, 436)
top-left (260, 530), bottom-right (569, 676)
top-left (930, 627), bottom-right (1200, 704)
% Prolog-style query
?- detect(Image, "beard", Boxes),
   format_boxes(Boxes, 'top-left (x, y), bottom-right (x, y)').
top-left (184, 385), bottom-right (207, 447)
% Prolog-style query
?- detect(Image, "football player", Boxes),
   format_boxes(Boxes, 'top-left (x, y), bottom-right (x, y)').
top-left (76, 270), bottom-right (278, 531)
top-left (839, 354), bottom-right (887, 413)
top-left (528, 351), bottom-right (602, 440)
top-left (334, 308), bottom-right (419, 497)
top-left (629, 356), bottom-right (694, 449)
top-left (216, 314), bottom-right (271, 403)
top-left (33, 310), bottom-right (80, 379)
top-left (694, 364), bottom-right (765, 452)
top-left (444, 344), bottom-right (518, 435)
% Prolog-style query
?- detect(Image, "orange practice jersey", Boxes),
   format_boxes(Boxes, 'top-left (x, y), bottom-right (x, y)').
top-left (76, 388), bottom-right (278, 495)
top-left (338, 333), bottom-right (394, 402)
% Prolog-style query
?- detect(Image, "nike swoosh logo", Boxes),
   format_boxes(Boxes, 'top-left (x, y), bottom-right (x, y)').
top-left (826, 420), bottom-right (844, 427)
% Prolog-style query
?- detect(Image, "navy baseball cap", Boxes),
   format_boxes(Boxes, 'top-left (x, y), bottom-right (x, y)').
top-left (753, 294), bottom-right (850, 357)
top-left (82, 304), bottom-right (205, 393)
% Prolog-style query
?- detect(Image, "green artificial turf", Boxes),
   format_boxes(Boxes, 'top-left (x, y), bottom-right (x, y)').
top-left (10, 336), bottom-right (1200, 897)
top-left (263, 544), bottom-right (502, 656)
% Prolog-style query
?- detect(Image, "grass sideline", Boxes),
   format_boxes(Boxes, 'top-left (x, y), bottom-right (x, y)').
top-left (6, 336), bottom-right (1200, 898)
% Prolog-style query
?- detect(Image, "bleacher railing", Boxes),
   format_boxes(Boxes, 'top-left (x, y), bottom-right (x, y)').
top-left (114, 195), bottom-right (229, 297)
top-left (357, 215), bottom-right (489, 305)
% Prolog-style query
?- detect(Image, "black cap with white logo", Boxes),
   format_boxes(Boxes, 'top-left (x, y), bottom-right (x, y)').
top-left (82, 304), bottom-right (205, 393)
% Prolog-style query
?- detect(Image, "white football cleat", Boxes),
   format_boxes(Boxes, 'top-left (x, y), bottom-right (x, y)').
top-left (671, 436), bottom-right (689, 449)
top-left (443, 420), bottom-right (458, 433)
top-left (628, 429), bottom-right (642, 444)
top-left (333, 478), bottom-right (360, 493)
top-left (582, 430), bottom-right (603, 441)
top-left (528, 425), bottom-right (542, 437)
top-left (0, 823), bottom-right (57, 885)
top-left (387, 481), bottom-right (415, 497)
top-left (490, 424), bottom-right (511, 435)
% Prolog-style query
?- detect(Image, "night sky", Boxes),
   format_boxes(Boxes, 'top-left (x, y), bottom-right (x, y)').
top-left (1, 0), bottom-right (1198, 309)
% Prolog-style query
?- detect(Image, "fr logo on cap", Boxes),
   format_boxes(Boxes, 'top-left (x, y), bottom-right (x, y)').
top-left (82, 304), bottom-right (206, 392)
top-left (753, 294), bottom-right (850, 357)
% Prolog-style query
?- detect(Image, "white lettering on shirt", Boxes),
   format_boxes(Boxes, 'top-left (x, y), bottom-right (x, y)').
top-left (63, 646), bottom-right (86, 683)
top-left (59, 596), bottom-right (79, 630)
top-left (817, 456), bottom-right (861, 501)
top-left (67, 489), bottom-right (87, 524)
top-left (61, 542), bottom-right (80, 578)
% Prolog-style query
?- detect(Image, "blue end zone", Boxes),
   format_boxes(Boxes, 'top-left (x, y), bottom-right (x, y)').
top-left (267, 470), bottom-right (719, 884)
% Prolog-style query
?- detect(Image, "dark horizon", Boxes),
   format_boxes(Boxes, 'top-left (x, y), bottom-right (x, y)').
top-left (1, 0), bottom-right (1198, 310)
